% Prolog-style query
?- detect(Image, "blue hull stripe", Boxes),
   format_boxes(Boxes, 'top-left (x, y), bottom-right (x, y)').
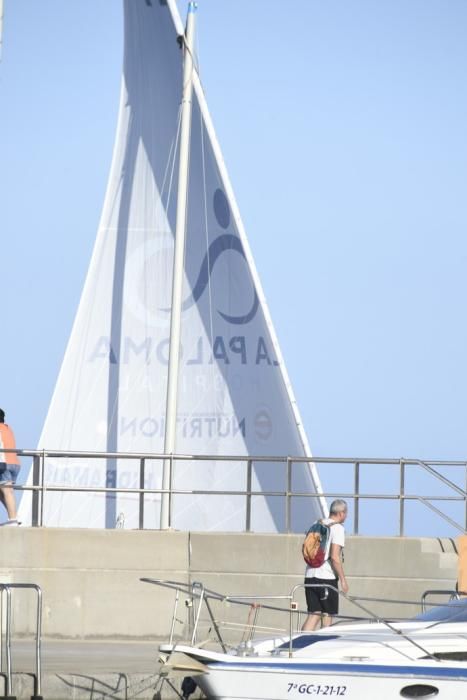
top-left (206, 661), bottom-right (467, 679)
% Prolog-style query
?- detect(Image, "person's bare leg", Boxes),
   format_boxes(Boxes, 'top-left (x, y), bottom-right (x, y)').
top-left (0, 489), bottom-right (5, 510)
top-left (321, 615), bottom-right (333, 628)
top-left (301, 613), bottom-right (321, 631)
top-left (0, 485), bottom-right (17, 519)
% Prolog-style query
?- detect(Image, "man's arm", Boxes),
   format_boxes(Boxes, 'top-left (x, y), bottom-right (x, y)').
top-left (330, 543), bottom-right (349, 594)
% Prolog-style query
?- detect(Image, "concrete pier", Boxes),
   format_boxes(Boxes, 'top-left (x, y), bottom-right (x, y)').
top-left (0, 528), bottom-right (459, 698)
top-left (2, 639), bottom-right (161, 700)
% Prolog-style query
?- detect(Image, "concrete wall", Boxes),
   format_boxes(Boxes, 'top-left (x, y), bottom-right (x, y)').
top-left (0, 528), bottom-right (459, 640)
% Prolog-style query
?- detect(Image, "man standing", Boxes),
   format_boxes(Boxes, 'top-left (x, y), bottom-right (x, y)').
top-left (0, 409), bottom-right (21, 526)
top-left (302, 499), bottom-right (348, 630)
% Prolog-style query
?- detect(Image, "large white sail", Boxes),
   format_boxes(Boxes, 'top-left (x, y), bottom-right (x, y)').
top-left (19, 0), bottom-right (325, 531)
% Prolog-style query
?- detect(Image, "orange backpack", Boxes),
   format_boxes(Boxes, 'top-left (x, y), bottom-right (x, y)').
top-left (302, 520), bottom-right (336, 568)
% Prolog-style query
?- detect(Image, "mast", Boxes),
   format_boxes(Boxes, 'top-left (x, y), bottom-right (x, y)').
top-left (160, 1), bottom-right (197, 529)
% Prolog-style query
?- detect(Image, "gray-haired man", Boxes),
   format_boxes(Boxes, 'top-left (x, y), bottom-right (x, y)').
top-left (302, 499), bottom-right (349, 630)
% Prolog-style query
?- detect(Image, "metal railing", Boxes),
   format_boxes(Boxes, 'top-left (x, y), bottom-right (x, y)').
top-left (420, 588), bottom-right (466, 613)
top-left (10, 449), bottom-right (467, 534)
top-left (0, 583), bottom-right (42, 699)
top-left (144, 579), bottom-right (466, 661)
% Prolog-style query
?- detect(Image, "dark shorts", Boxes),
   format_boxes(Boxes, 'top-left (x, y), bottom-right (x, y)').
top-left (304, 577), bottom-right (339, 616)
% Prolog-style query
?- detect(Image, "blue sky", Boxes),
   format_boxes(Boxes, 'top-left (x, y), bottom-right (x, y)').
top-left (1, 1), bottom-right (467, 535)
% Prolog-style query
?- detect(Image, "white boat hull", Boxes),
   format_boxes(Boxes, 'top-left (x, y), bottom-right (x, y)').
top-left (157, 589), bottom-right (467, 700)
top-left (166, 646), bottom-right (467, 700)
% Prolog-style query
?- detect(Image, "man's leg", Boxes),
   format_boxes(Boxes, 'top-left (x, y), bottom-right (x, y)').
top-left (303, 578), bottom-right (327, 631)
top-left (301, 613), bottom-right (322, 631)
top-left (0, 484), bottom-right (17, 520)
top-left (319, 581), bottom-right (339, 628)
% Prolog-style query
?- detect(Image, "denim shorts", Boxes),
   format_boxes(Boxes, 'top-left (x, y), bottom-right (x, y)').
top-left (0, 463), bottom-right (21, 485)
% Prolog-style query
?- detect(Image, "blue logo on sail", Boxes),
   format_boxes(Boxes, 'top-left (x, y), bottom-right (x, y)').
top-left (171, 234), bottom-right (259, 324)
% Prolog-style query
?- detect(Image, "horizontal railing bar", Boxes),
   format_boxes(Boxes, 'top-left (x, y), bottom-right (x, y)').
top-left (14, 484), bottom-right (467, 502)
top-left (11, 448), bottom-right (467, 467)
top-left (7, 448), bottom-right (466, 534)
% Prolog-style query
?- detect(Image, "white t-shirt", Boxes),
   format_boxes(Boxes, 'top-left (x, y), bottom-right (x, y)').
top-left (305, 517), bottom-right (345, 580)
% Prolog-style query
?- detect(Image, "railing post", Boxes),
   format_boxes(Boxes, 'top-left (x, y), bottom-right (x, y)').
top-left (399, 459), bottom-right (405, 537)
top-left (0, 584), bottom-right (43, 699)
top-left (286, 458), bottom-right (292, 533)
top-left (289, 593), bottom-right (294, 657)
top-left (31, 454), bottom-right (41, 527)
top-left (5, 588), bottom-right (11, 698)
top-left (39, 450), bottom-right (46, 527)
top-left (245, 459), bottom-right (253, 532)
top-left (35, 586), bottom-right (43, 699)
top-left (139, 458), bottom-right (145, 530)
top-left (168, 454), bottom-right (173, 529)
top-left (354, 462), bottom-right (360, 535)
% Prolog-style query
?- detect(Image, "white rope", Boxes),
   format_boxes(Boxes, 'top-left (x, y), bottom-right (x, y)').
top-left (170, 22), bottom-right (217, 442)
top-left (196, 16), bottom-right (215, 365)
top-left (164, 105), bottom-right (183, 214)
top-left (200, 102), bottom-right (215, 359)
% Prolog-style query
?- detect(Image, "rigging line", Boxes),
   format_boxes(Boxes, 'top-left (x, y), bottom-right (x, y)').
top-left (194, 9), bottom-right (215, 359)
top-left (115, 118), bottom-right (184, 425)
top-left (200, 98), bottom-right (215, 367)
top-left (160, 108), bottom-right (182, 206)
top-left (105, 84), bottom-right (182, 431)
top-left (109, 141), bottom-right (181, 422)
top-left (174, 118), bottom-right (217, 427)
top-left (112, 118), bottom-right (183, 422)
top-left (120, 137), bottom-right (185, 410)
top-left (177, 33), bottom-right (217, 429)
top-left (165, 104), bottom-right (183, 220)
top-left (178, 29), bottom-right (200, 95)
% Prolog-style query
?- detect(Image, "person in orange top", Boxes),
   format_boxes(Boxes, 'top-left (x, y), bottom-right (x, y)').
top-left (0, 409), bottom-right (21, 526)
